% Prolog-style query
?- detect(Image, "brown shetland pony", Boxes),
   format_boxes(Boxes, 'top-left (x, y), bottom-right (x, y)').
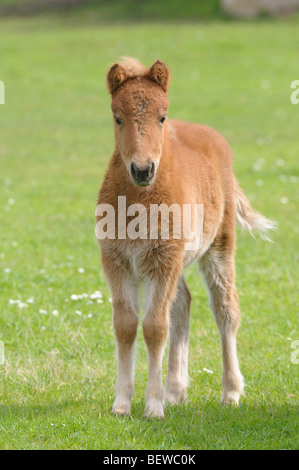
top-left (96, 58), bottom-right (276, 419)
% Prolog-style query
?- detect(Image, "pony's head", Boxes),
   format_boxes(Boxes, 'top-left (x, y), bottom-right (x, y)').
top-left (106, 57), bottom-right (170, 187)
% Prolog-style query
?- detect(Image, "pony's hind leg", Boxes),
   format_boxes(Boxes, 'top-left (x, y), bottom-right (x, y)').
top-left (199, 236), bottom-right (244, 405)
top-left (165, 275), bottom-right (191, 405)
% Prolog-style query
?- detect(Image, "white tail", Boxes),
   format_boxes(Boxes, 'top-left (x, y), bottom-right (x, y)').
top-left (234, 177), bottom-right (278, 242)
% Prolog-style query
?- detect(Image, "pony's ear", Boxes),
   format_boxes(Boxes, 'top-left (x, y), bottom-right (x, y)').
top-left (106, 63), bottom-right (128, 94)
top-left (148, 60), bottom-right (170, 92)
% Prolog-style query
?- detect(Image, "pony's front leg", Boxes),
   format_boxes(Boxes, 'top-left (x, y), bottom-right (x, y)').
top-left (143, 267), bottom-right (181, 419)
top-left (102, 254), bottom-right (139, 416)
top-left (112, 296), bottom-right (138, 416)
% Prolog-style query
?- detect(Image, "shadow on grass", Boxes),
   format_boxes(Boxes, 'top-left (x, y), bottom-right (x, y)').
top-left (0, 396), bottom-right (297, 449)
top-left (0, 394), bottom-right (297, 419)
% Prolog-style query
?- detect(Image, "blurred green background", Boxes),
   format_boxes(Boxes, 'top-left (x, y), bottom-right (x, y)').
top-left (0, 0), bottom-right (225, 21)
top-left (0, 0), bottom-right (298, 450)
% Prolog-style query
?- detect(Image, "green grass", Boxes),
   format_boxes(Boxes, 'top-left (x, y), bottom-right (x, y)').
top-left (0, 14), bottom-right (298, 450)
top-left (0, 0), bottom-right (223, 22)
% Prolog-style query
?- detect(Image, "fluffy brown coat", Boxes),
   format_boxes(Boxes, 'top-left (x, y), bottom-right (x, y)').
top-left (96, 58), bottom-right (276, 418)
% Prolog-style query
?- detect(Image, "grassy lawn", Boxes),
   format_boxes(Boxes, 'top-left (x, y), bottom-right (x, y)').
top-left (0, 13), bottom-right (298, 449)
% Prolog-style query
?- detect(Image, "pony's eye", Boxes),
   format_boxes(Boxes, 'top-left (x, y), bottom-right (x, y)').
top-left (114, 116), bottom-right (122, 126)
top-left (159, 116), bottom-right (166, 124)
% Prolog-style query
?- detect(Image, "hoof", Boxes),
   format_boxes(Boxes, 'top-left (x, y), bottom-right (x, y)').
top-left (143, 400), bottom-right (164, 420)
top-left (165, 382), bottom-right (188, 405)
top-left (112, 401), bottom-right (131, 417)
top-left (220, 391), bottom-right (241, 406)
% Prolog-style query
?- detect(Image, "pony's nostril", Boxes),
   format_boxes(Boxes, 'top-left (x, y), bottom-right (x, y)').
top-left (130, 161), bottom-right (155, 185)
top-left (149, 162), bottom-right (155, 177)
top-left (130, 162), bottom-right (138, 179)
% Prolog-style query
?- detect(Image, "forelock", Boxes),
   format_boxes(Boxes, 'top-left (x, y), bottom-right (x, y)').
top-left (118, 56), bottom-right (147, 78)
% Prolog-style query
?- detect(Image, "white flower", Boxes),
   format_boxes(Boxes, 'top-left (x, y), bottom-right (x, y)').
top-left (7, 198), bottom-right (15, 205)
top-left (97, 299), bottom-right (103, 304)
top-left (71, 294), bottom-right (78, 300)
top-left (253, 163), bottom-right (262, 172)
top-left (27, 298), bottom-right (34, 303)
top-left (88, 313), bottom-right (93, 318)
top-left (256, 137), bottom-right (265, 146)
top-left (78, 268), bottom-right (85, 274)
top-left (108, 298), bottom-right (112, 303)
top-left (253, 157), bottom-right (265, 172)
top-left (52, 310), bottom-right (59, 316)
top-left (260, 80), bottom-right (270, 89)
top-left (4, 268), bottom-right (11, 273)
top-left (203, 368), bottom-right (214, 374)
top-left (39, 309), bottom-right (47, 314)
top-left (280, 197), bottom-right (289, 205)
top-left (90, 291), bottom-right (102, 300)
top-left (75, 310), bottom-right (82, 315)
top-left (18, 302), bottom-right (27, 309)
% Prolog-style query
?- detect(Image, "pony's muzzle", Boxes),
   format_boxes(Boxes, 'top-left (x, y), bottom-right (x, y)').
top-left (130, 161), bottom-right (155, 186)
